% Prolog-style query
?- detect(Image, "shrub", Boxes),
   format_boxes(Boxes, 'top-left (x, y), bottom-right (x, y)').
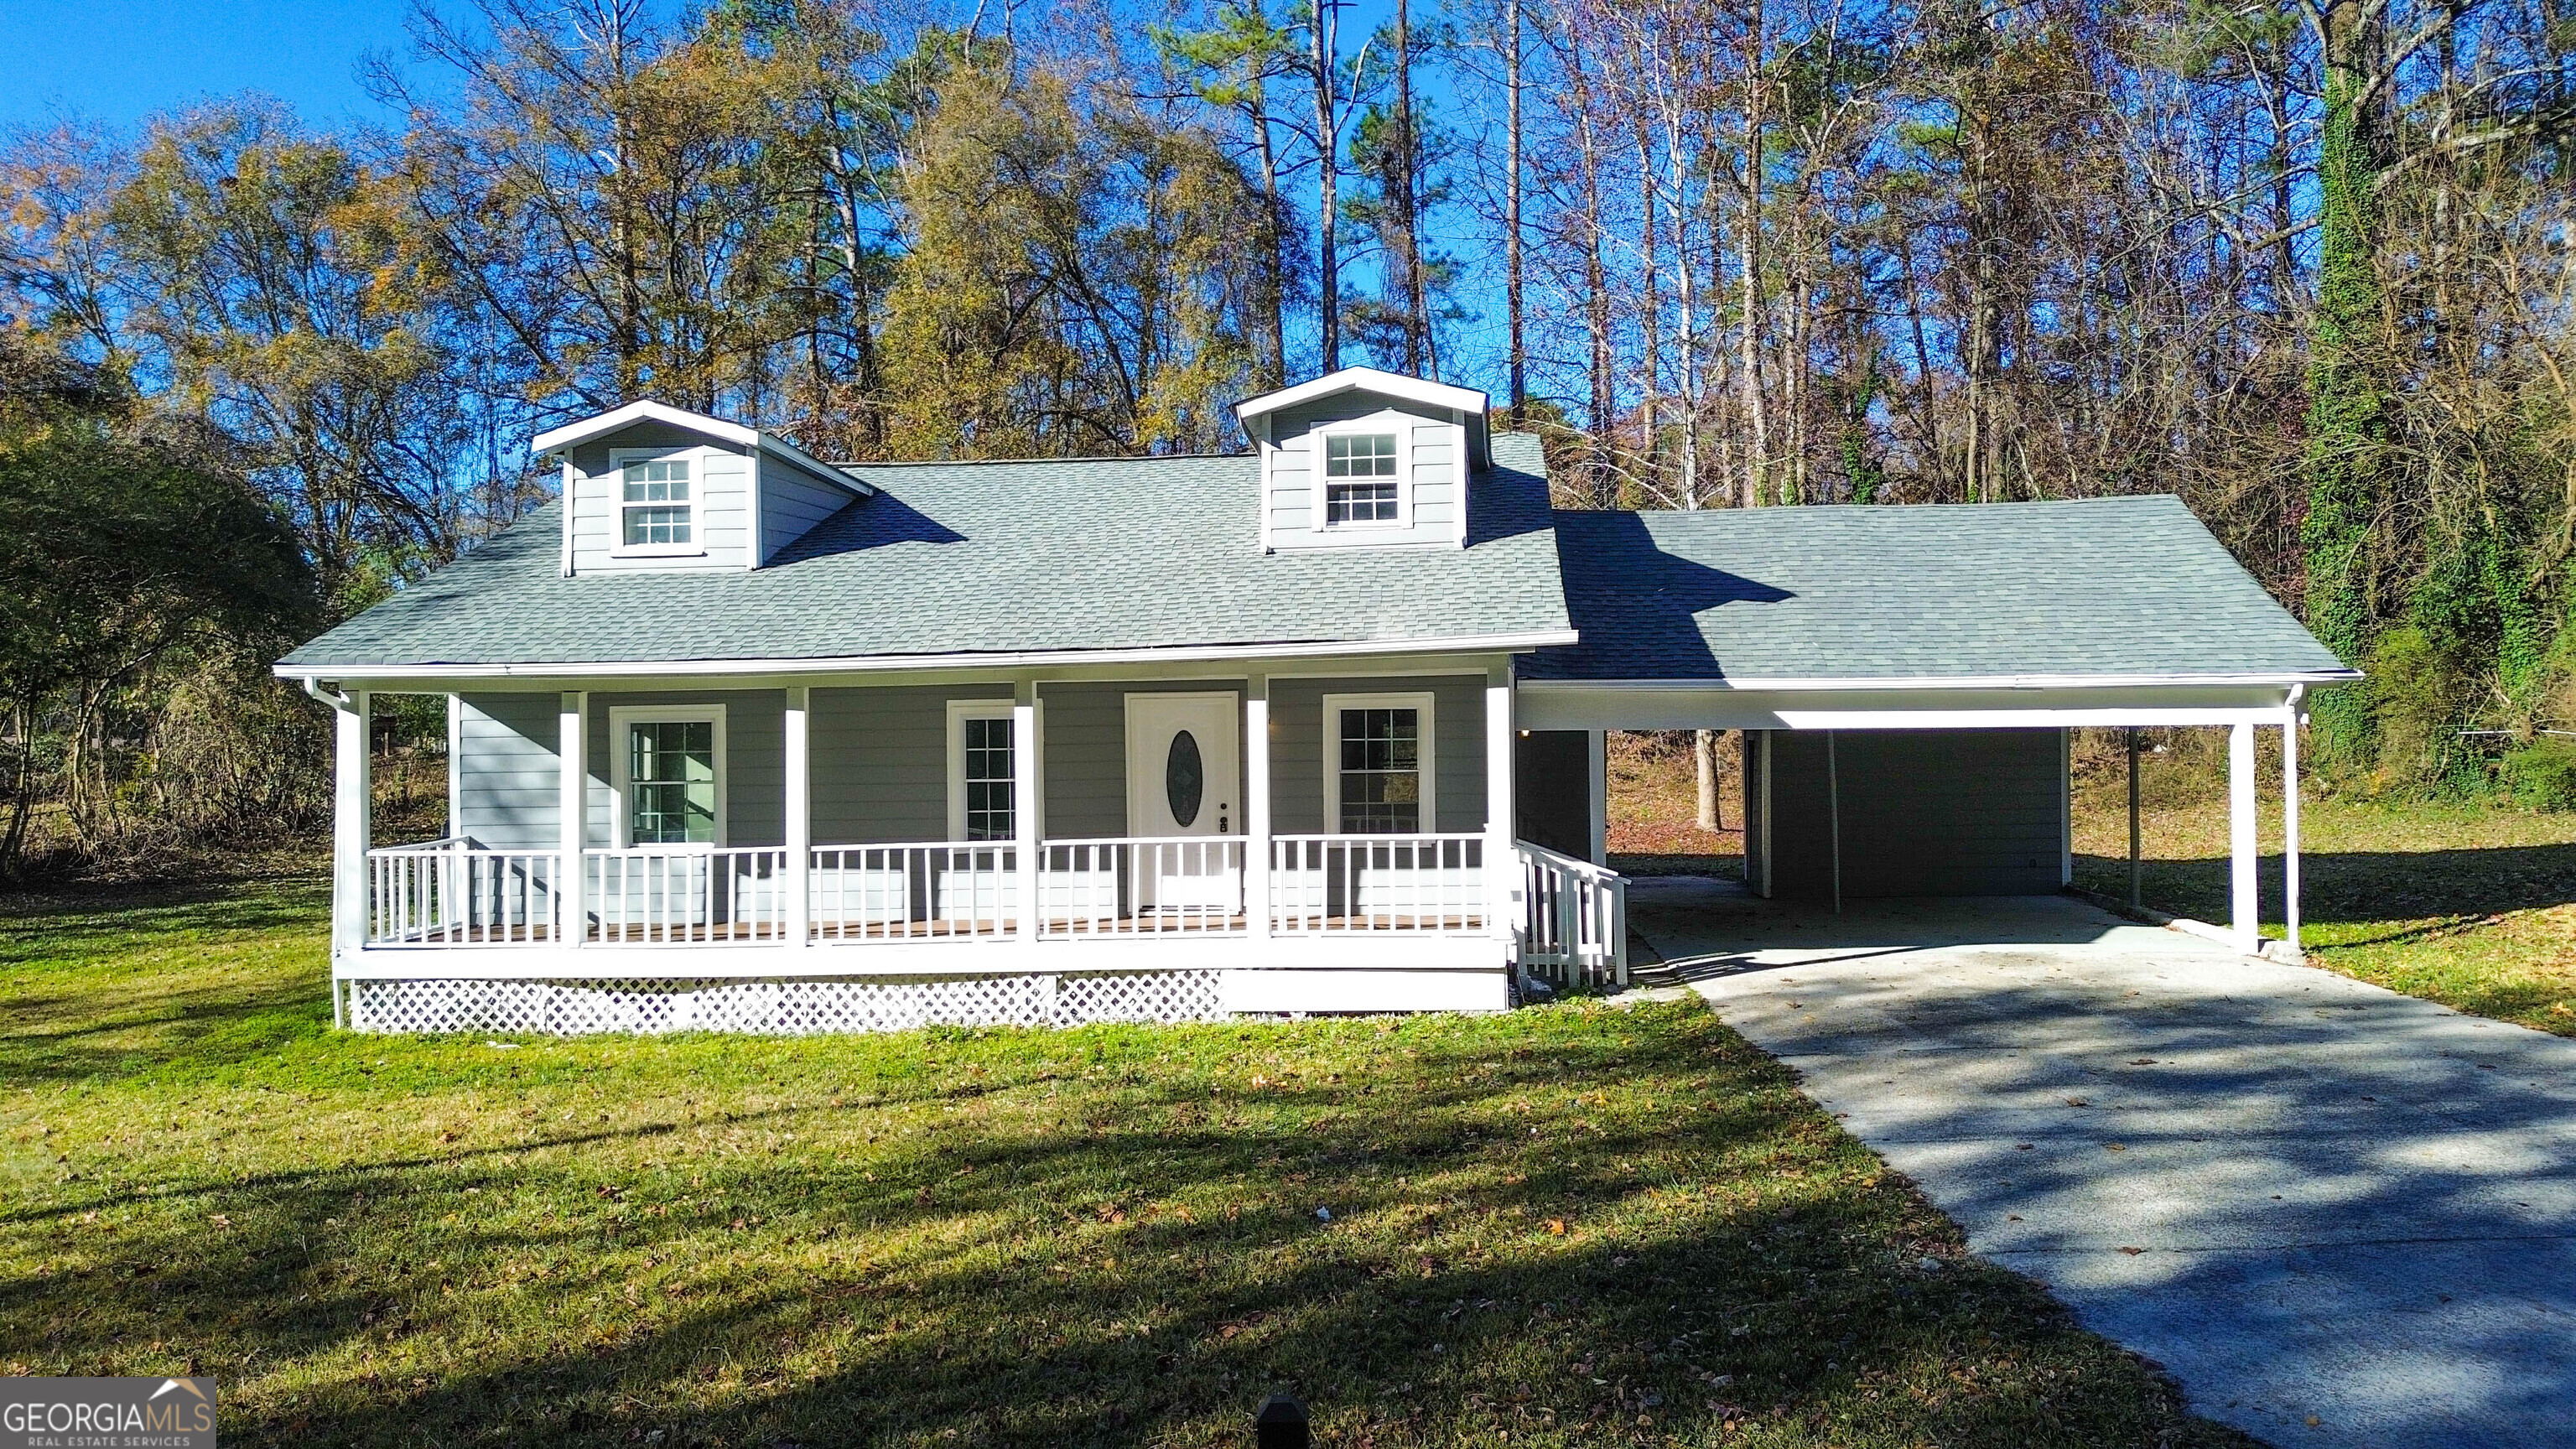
top-left (2504, 741), bottom-right (2576, 811)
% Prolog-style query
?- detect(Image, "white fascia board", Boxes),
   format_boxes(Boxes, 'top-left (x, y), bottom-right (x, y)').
top-left (1233, 367), bottom-right (1488, 425)
top-left (531, 400), bottom-right (871, 496)
top-left (1518, 669), bottom-right (2361, 692)
top-left (273, 629), bottom-right (1581, 688)
top-left (1514, 678), bottom-right (2323, 731)
top-left (532, 399), bottom-right (757, 455)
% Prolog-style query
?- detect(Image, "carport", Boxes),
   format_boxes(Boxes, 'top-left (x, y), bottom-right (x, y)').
top-left (1513, 496), bottom-right (2360, 956)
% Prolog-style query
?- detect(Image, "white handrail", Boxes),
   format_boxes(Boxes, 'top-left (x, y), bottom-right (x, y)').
top-left (1269, 833), bottom-right (1488, 934)
top-left (1514, 840), bottom-right (1628, 989)
top-left (585, 846), bottom-right (789, 944)
top-left (810, 841), bottom-right (1016, 941)
top-left (1038, 835), bottom-right (1247, 937)
top-left (366, 844), bottom-right (561, 946)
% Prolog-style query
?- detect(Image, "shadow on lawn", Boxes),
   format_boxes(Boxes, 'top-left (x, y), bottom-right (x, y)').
top-left (2073, 843), bottom-right (2576, 932)
top-left (2, 1013), bottom-right (2246, 1449)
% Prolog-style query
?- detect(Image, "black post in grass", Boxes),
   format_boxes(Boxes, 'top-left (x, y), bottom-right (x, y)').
top-left (1255, 1393), bottom-right (1310, 1449)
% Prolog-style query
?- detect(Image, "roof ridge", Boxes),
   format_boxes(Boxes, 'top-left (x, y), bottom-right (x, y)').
top-left (828, 452), bottom-right (1253, 469)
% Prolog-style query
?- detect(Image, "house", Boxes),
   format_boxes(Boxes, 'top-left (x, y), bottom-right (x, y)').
top-left (276, 367), bottom-right (2357, 1035)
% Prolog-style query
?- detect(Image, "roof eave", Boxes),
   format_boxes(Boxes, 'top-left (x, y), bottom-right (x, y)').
top-left (273, 628), bottom-right (1583, 684)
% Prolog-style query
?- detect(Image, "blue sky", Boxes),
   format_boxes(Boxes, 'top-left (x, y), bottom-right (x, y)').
top-left (0, 0), bottom-right (422, 132)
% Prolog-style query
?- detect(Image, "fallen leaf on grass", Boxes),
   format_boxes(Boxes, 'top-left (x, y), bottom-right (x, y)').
top-left (2118, 1246), bottom-right (2145, 1255)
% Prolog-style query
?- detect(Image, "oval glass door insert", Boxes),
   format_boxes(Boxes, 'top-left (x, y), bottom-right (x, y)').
top-left (1165, 730), bottom-right (1205, 827)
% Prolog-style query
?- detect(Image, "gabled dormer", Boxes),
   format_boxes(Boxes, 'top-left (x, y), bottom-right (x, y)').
top-left (1234, 367), bottom-right (1491, 553)
top-left (532, 402), bottom-right (874, 576)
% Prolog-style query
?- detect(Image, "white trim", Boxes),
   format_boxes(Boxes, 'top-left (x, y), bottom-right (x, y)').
top-left (532, 399), bottom-right (871, 496)
top-left (1234, 366), bottom-right (1488, 424)
top-left (273, 631), bottom-right (1578, 685)
top-left (745, 449), bottom-right (765, 572)
top-left (1312, 418), bottom-right (1415, 534)
top-left (606, 703), bottom-right (730, 848)
top-left (1322, 690), bottom-right (1439, 834)
top-left (558, 457), bottom-right (575, 577)
top-left (946, 698), bottom-right (1040, 841)
top-left (446, 693), bottom-right (463, 839)
top-left (1518, 670), bottom-right (2360, 693)
top-left (607, 445), bottom-right (711, 559)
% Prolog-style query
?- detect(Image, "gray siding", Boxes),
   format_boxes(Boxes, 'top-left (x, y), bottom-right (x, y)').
top-left (761, 458), bottom-right (854, 563)
top-left (1263, 391), bottom-right (1464, 551)
top-left (1270, 674), bottom-right (1487, 834)
top-left (455, 692), bottom-right (566, 849)
top-left (808, 684), bottom-right (1010, 843)
top-left (1763, 728), bottom-right (2066, 900)
top-left (1042, 680), bottom-right (1249, 838)
top-left (566, 420), bottom-right (752, 574)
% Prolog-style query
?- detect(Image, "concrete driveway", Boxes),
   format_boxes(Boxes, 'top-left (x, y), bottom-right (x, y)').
top-left (1630, 877), bottom-right (2576, 1448)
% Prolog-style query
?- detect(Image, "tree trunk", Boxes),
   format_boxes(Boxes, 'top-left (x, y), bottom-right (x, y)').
top-left (1506, 0), bottom-right (1526, 423)
top-left (1736, 0), bottom-right (1768, 509)
top-left (1312, 1), bottom-right (1343, 371)
top-left (2302, 0), bottom-right (2391, 753)
top-left (1695, 730), bottom-right (1722, 830)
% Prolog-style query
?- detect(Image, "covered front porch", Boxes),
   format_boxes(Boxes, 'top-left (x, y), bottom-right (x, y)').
top-left (312, 662), bottom-right (1628, 1033)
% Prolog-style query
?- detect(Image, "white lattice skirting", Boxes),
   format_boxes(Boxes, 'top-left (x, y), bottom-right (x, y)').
top-left (345, 971), bottom-right (1229, 1036)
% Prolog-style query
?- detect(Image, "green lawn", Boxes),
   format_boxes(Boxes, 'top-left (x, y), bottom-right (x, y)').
top-left (2071, 776), bottom-right (2576, 1036)
top-left (0, 874), bottom-right (2248, 1447)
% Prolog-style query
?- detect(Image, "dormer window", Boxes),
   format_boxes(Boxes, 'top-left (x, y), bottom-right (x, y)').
top-left (616, 452), bottom-right (697, 553)
top-left (1324, 432), bottom-right (1401, 525)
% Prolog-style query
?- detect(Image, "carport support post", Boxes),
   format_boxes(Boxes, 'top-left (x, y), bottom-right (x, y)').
top-left (2283, 689), bottom-right (2303, 958)
top-left (1826, 730), bottom-right (1842, 914)
top-left (1014, 678), bottom-right (1040, 948)
top-left (2228, 721), bottom-right (2259, 954)
top-left (330, 686), bottom-right (371, 990)
top-left (2127, 728), bottom-right (2142, 910)
top-left (1245, 675), bottom-right (1271, 941)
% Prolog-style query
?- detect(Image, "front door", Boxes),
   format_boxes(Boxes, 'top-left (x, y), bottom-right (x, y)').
top-left (1125, 692), bottom-right (1243, 912)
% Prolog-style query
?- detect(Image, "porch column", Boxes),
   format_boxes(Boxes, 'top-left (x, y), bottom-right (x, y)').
top-left (1585, 728), bottom-right (1608, 866)
top-left (560, 691), bottom-right (587, 948)
top-left (1487, 663), bottom-right (1517, 943)
top-left (785, 686), bottom-right (812, 948)
top-left (1014, 678), bottom-right (1040, 947)
top-left (2283, 690), bottom-right (2303, 958)
top-left (331, 687), bottom-right (371, 963)
top-left (2227, 719), bottom-right (2258, 954)
top-left (1245, 674), bottom-right (1271, 940)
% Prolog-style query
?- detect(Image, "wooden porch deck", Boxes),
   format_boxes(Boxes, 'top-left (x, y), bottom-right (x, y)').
top-left (371, 910), bottom-right (1488, 947)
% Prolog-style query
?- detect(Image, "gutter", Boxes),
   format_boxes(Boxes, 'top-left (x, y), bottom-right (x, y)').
top-left (1517, 669), bottom-right (2363, 692)
top-left (271, 628), bottom-right (1585, 684)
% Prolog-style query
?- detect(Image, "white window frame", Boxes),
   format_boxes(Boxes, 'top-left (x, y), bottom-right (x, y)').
top-left (946, 699), bottom-right (1041, 841)
top-left (1322, 690), bottom-right (1437, 834)
top-left (608, 445), bottom-right (710, 558)
top-left (608, 704), bottom-right (729, 848)
top-left (1313, 421), bottom-right (1412, 532)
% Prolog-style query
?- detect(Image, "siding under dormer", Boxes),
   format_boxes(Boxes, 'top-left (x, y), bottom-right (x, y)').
top-left (1261, 392), bottom-right (1467, 551)
top-left (564, 419), bottom-right (754, 574)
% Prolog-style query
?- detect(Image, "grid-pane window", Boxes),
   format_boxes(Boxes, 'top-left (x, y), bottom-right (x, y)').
top-left (621, 457), bottom-right (693, 547)
top-left (963, 715), bottom-right (1015, 841)
top-left (1323, 433), bottom-right (1399, 524)
top-left (1337, 707), bottom-right (1421, 833)
top-left (628, 720), bottom-right (716, 844)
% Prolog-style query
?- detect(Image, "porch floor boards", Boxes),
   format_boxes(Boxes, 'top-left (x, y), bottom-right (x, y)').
top-left (371, 911), bottom-right (1488, 947)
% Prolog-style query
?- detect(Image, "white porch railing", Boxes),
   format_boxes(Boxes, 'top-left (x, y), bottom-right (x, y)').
top-left (368, 839), bottom-right (568, 946)
top-left (585, 847), bottom-right (791, 943)
top-left (366, 835), bottom-right (1530, 950)
top-left (1039, 836), bottom-right (1247, 937)
top-left (1515, 840), bottom-right (1628, 989)
top-left (1268, 834), bottom-right (1488, 933)
top-left (809, 842), bottom-right (1016, 940)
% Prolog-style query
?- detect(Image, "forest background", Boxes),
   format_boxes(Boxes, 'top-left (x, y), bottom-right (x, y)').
top-left (2, 0), bottom-right (2572, 877)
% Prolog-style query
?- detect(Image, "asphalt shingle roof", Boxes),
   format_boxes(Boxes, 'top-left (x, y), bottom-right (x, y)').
top-left (281, 434), bottom-right (1571, 670)
top-left (1527, 496), bottom-right (2354, 683)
